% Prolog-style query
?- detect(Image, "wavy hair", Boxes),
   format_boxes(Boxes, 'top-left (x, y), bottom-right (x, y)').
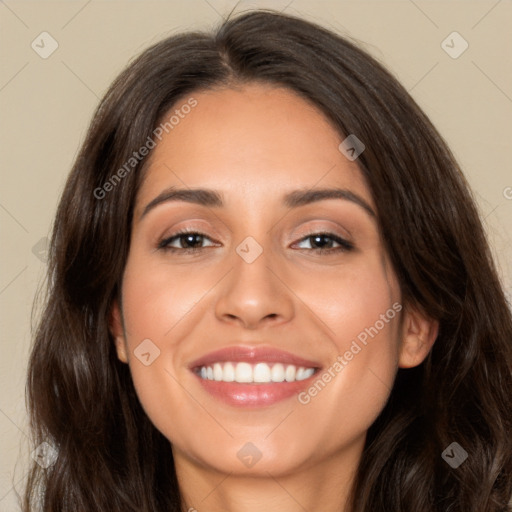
top-left (23, 9), bottom-right (512, 512)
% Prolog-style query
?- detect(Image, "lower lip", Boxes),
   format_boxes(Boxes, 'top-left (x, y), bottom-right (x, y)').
top-left (194, 373), bottom-right (318, 407)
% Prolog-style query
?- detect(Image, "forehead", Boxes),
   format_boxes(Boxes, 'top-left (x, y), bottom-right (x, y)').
top-left (135, 83), bottom-right (373, 213)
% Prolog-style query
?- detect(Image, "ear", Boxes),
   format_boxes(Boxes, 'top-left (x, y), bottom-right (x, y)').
top-left (398, 302), bottom-right (439, 368)
top-left (109, 299), bottom-right (128, 364)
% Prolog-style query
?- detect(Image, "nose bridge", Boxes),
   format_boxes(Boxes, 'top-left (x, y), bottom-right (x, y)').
top-left (234, 234), bottom-right (275, 287)
top-left (213, 231), bottom-right (294, 328)
top-left (232, 232), bottom-right (279, 297)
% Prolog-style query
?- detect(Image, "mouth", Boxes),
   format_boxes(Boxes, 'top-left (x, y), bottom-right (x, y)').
top-left (195, 362), bottom-right (316, 383)
top-left (189, 346), bottom-right (321, 407)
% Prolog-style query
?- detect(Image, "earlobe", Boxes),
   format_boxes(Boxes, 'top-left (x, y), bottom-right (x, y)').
top-left (109, 299), bottom-right (128, 364)
top-left (398, 303), bottom-right (439, 369)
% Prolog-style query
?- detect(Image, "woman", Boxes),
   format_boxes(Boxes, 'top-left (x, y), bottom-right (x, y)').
top-left (24, 9), bottom-right (512, 512)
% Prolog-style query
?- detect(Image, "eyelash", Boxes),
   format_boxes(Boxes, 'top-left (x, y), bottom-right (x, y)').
top-left (157, 229), bottom-right (354, 254)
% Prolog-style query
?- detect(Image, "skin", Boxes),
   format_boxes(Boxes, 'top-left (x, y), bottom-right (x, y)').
top-left (110, 83), bottom-right (438, 512)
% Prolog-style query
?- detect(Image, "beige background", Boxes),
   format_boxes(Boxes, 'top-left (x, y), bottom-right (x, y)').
top-left (1, 1), bottom-right (511, 509)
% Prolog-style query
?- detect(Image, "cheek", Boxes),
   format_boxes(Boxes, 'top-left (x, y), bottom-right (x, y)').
top-left (117, 254), bottom-right (224, 436)
top-left (299, 251), bottom-right (400, 354)
top-left (120, 251), bottom-right (225, 348)
top-left (293, 254), bottom-right (401, 433)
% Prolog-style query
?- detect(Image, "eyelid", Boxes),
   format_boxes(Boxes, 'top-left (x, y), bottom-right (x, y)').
top-left (289, 217), bottom-right (353, 241)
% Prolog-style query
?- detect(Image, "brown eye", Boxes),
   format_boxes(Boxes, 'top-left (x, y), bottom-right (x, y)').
top-left (294, 232), bottom-right (354, 253)
top-left (158, 230), bottom-right (216, 252)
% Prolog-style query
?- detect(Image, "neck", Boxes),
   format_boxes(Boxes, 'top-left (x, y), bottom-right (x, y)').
top-left (173, 439), bottom-right (363, 512)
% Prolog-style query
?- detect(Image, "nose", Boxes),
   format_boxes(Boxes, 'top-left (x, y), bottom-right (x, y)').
top-left (214, 239), bottom-right (295, 330)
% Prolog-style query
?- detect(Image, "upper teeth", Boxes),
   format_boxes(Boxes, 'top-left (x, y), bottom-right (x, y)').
top-left (198, 362), bottom-right (316, 383)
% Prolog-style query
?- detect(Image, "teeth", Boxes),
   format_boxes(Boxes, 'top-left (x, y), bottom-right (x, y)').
top-left (271, 363), bottom-right (285, 382)
top-left (296, 367), bottom-right (315, 381)
top-left (285, 364), bottom-right (296, 382)
top-left (213, 363), bottom-right (223, 381)
top-left (197, 362), bottom-right (316, 383)
top-left (223, 362), bottom-right (235, 382)
top-left (253, 362), bottom-right (271, 382)
top-left (235, 362), bottom-right (252, 383)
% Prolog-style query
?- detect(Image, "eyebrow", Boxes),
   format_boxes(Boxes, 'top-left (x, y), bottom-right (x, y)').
top-left (139, 187), bottom-right (376, 220)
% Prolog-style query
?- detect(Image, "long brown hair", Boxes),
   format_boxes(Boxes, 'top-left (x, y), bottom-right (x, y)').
top-left (23, 9), bottom-right (512, 512)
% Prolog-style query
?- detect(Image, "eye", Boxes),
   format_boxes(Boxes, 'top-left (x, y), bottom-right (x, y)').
top-left (158, 230), bottom-right (217, 253)
top-left (293, 232), bottom-right (354, 253)
top-left (157, 230), bottom-right (354, 254)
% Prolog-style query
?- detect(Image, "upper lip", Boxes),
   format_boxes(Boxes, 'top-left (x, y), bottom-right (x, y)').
top-left (188, 345), bottom-right (322, 370)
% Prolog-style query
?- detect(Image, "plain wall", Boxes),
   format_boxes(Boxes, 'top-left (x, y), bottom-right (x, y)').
top-left (1, 1), bottom-right (511, 510)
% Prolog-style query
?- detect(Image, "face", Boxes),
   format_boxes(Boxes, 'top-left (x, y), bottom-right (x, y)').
top-left (111, 83), bottom-right (437, 478)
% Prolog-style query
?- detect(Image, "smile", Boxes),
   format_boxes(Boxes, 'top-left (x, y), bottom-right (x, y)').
top-left (196, 362), bottom-right (316, 383)
top-left (189, 345), bottom-right (322, 407)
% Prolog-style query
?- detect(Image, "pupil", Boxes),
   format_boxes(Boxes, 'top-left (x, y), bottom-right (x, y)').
top-left (313, 235), bottom-right (330, 248)
top-left (184, 234), bottom-right (201, 247)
